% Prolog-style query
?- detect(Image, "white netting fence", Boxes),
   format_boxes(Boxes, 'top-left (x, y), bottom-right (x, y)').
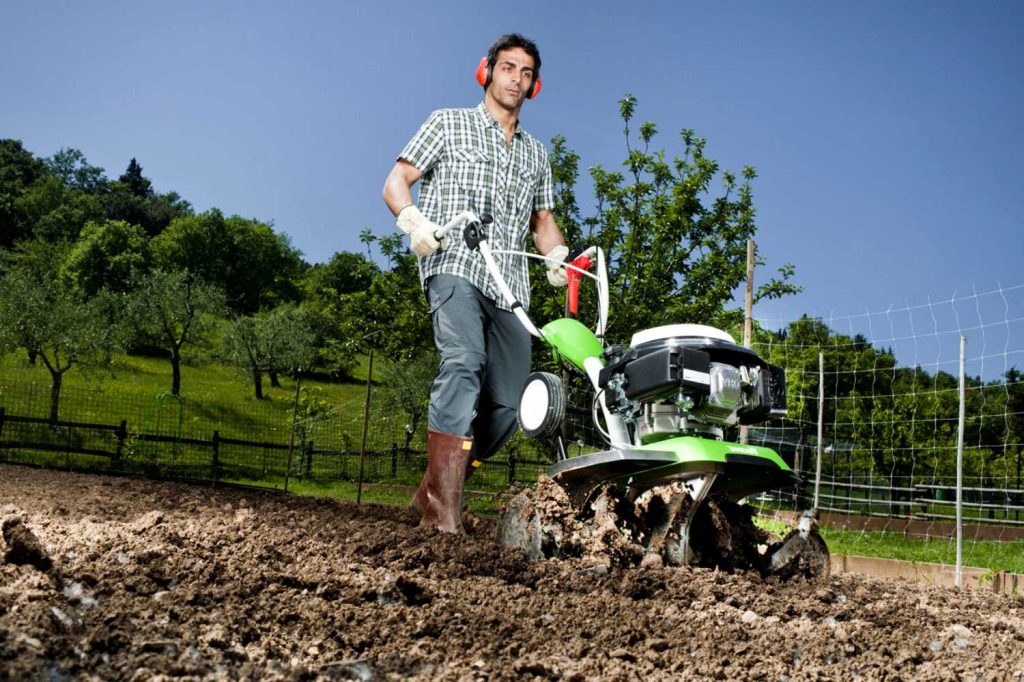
top-left (747, 282), bottom-right (1024, 568)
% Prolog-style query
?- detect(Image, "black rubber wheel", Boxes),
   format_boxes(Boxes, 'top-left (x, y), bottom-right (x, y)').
top-left (517, 372), bottom-right (566, 439)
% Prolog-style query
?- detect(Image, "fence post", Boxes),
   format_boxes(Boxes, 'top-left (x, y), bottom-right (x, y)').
top-left (508, 449), bottom-right (517, 486)
top-left (0, 406), bottom-right (5, 439)
top-left (114, 420), bottom-right (128, 464)
top-left (955, 335), bottom-right (966, 588)
top-left (212, 430), bottom-right (221, 481)
top-left (814, 352), bottom-right (825, 511)
top-left (390, 443), bottom-right (398, 478)
top-left (304, 441), bottom-right (314, 479)
top-left (740, 238), bottom-right (754, 446)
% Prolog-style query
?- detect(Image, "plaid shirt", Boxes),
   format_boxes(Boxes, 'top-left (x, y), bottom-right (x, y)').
top-left (398, 101), bottom-right (555, 312)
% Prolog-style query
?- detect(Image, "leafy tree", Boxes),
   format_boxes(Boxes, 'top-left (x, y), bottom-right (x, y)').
top-left (222, 215), bottom-right (303, 313)
top-left (538, 95), bottom-right (800, 339)
top-left (221, 305), bottom-right (317, 399)
top-left (0, 240), bottom-right (130, 421)
top-left (44, 148), bottom-right (108, 193)
top-left (153, 211), bottom-right (303, 313)
top-left (0, 139), bottom-right (48, 247)
top-left (131, 269), bottom-right (227, 395)
top-left (376, 350), bottom-right (438, 452)
top-left (329, 251), bottom-right (431, 374)
top-left (61, 219), bottom-right (150, 295)
top-left (104, 158), bottom-right (191, 237)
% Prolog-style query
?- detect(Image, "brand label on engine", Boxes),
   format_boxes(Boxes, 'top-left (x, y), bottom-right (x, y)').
top-left (727, 445), bottom-right (758, 456)
top-left (683, 369), bottom-right (710, 385)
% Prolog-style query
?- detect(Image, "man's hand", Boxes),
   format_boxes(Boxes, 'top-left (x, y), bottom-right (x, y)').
top-left (545, 244), bottom-right (570, 287)
top-left (396, 205), bottom-right (441, 257)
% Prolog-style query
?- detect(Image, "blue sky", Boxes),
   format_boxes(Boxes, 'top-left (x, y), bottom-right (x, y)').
top-left (2, 0), bottom-right (1022, 345)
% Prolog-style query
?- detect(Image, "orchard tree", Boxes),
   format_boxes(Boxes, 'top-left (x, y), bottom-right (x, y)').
top-left (376, 351), bottom-right (439, 452)
top-left (132, 269), bottom-right (227, 395)
top-left (0, 240), bottom-right (130, 421)
top-left (221, 305), bottom-right (317, 400)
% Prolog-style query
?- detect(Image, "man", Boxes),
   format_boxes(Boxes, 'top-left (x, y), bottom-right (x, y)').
top-left (382, 33), bottom-right (568, 533)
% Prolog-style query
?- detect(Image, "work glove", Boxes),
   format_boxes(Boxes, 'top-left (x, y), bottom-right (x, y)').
top-left (396, 205), bottom-right (442, 257)
top-left (545, 244), bottom-right (570, 287)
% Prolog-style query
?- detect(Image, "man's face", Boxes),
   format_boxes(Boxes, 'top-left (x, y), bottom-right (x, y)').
top-left (486, 47), bottom-right (536, 111)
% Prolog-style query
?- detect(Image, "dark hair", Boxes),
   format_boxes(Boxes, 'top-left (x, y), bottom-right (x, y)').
top-left (486, 33), bottom-right (541, 82)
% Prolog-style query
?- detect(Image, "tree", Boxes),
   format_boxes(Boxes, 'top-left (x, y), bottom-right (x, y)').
top-left (153, 211), bottom-right (303, 314)
top-left (44, 148), bottom-right (107, 193)
top-left (131, 269), bottom-right (227, 395)
top-left (377, 350), bottom-right (439, 452)
top-left (118, 158), bottom-right (153, 198)
top-left (221, 305), bottom-right (317, 399)
top-left (0, 240), bottom-right (130, 421)
top-left (329, 251), bottom-right (432, 374)
top-left (0, 139), bottom-right (48, 247)
top-left (222, 215), bottom-right (303, 313)
top-left (104, 158), bottom-right (191, 237)
top-left (539, 95), bottom-right (800, 339)
top-left (61, 220), bottom-right (150, 295)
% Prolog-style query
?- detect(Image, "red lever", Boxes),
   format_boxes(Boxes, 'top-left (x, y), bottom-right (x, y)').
top-left (566, 254), bottom-right (592, 316)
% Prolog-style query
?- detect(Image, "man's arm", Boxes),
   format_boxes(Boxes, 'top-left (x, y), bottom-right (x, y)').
top-left (382, 159), bottom-right (423, 217)
top-left (531, 209), bottom-right (569, 287)
top-left (530, 209), bottom-right (565, 255)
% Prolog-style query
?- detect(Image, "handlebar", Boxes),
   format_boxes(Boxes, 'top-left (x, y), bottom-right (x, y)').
top-left (434, 211), bottom-right (492, 241)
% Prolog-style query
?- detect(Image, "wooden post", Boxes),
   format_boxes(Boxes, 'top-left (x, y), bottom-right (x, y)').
top-left (211, 430), bottom-right (220, 480)
top-left (740, 239), bottom-right (755, 445)
top-left (114, 420), bottom-right (128, 463)
top-left (357, 347), bottom-right (374, 506)
top-left (284, 374), bottom-right (302, 493)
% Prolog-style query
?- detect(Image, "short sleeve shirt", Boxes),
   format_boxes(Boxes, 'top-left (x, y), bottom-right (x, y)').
top-left (398, 102), bottom-right (555, 312)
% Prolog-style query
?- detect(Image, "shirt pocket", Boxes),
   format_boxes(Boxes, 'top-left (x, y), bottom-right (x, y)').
top-left (450, 147), bottom-right (492, 200)
top-left (512, 164), bottom-right (540, 215)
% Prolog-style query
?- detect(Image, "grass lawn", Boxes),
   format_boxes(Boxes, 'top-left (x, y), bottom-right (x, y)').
top-left (0, 351), bottom-right (413, 451)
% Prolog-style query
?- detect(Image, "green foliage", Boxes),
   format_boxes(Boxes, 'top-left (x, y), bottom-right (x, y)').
top-left (221, 304), bottom-right (318, 399)
top-left (329, 251), bottom-right (432, 371)
top-left (0, 240), bottom-right (131, 420)
top-left (153, 210), bottom-right (302, 314)
top-left (45, 148), bottom-right (108, 193)
top-left (537, 96), bottom-right (800, 340)
top-left (61, 219), bottom-right (150, 295)
top-left (131, 269), bottom-right (227, 395)
top-left (376, 350), bottom-right (438, 448)
top-left (290, 385), bottom-right (335, 450)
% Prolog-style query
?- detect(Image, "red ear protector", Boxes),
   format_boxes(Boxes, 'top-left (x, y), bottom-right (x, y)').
top-left (476, 56), bottom-right (542, 99)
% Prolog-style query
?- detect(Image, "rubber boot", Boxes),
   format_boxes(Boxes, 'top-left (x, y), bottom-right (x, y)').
top-left (416, 430), bottom-right (474, 533)
top-left (412, 453), bottom-right (481, 515)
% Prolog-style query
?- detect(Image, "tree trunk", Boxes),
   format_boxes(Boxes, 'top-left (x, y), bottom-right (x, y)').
top-left (27, 349), bottom-right (37, 366)
top-left (49, 372), bottom-right (63, 423)
top-left (171, 346), bottom-right (182, 395)
top-left (269, 369), bottom-right (281, 388)
top-left (253, 368), bottom-right (264, 400)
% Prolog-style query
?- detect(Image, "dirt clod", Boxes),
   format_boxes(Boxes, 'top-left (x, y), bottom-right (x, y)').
top-left (2, 515), bottom-right (52, 570)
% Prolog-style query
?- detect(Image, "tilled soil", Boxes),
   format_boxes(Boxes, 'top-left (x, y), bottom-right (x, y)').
top-left (2, 464), bottom-right (1023, 681)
